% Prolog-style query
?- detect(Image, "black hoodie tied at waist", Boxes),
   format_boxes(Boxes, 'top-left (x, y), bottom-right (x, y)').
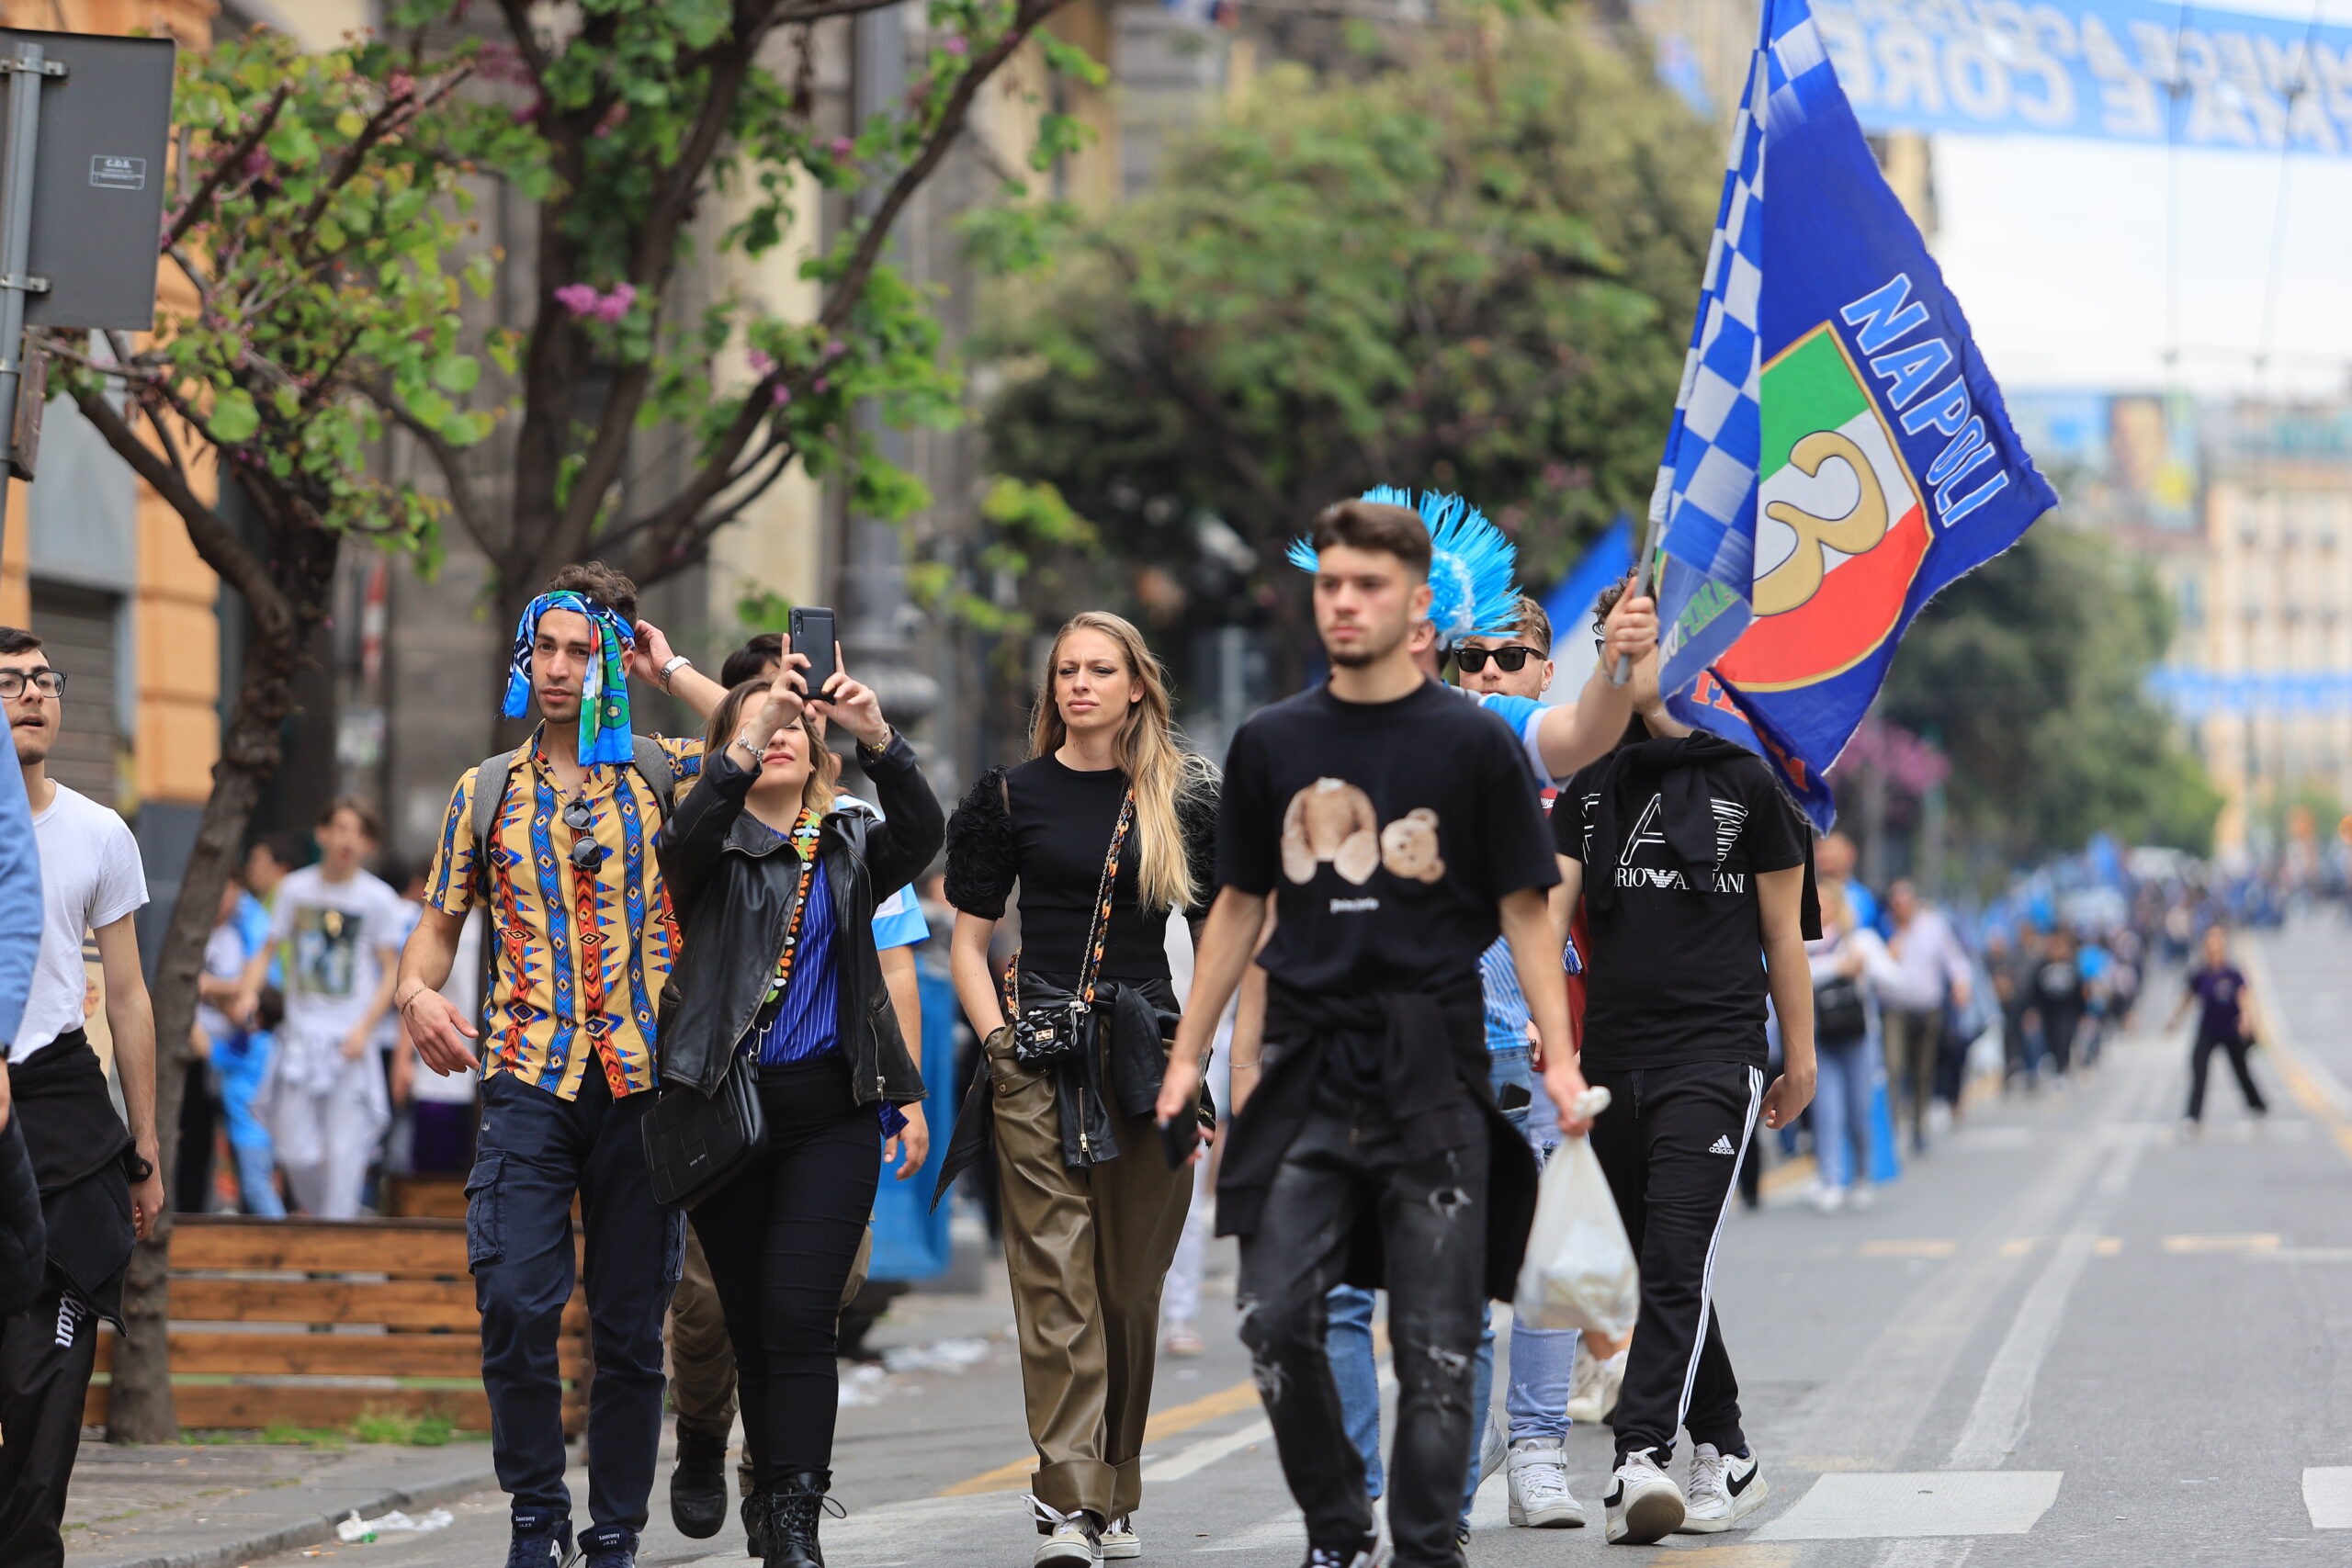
top-left (1214, 977), bottom-right (1539, 1306)
top-left (12, 1031), bottom-right (139, 1326)
top-left (1584, 732), bottom-right (1821, 936)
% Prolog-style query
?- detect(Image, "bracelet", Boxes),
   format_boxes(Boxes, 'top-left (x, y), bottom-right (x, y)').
top-left (857, 724), bottom-right (896, 757)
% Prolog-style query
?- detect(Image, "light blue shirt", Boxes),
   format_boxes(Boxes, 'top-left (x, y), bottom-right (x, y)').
top-left (1468, 690), bottom-right (1556, 782)
top-left (0, 762), bottom-right (38, 1049)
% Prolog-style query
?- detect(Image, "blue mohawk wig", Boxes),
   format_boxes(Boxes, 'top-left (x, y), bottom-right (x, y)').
top-left (1286, 486), bottom-right (1521, 649)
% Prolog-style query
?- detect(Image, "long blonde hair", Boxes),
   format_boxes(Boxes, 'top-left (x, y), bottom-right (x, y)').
top-left (704, 678), bottom-right (840, 818)
top-left (1029, 612), bottom-right (1210, 912)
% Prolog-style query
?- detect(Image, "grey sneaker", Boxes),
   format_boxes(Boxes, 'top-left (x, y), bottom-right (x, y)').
top-left (1101, 1516), bottom-right (1141, 1560)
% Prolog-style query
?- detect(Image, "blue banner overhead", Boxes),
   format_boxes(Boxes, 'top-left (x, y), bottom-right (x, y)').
top-left (1813, 0), bottom-right (2352, 154)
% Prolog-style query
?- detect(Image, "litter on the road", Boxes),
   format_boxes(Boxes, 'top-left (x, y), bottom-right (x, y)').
top-left (334, 1506), bottom-right (455, 1542)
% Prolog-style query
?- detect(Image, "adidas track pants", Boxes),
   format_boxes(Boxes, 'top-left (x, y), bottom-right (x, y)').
top-left (1583, 1060), bottom-right (1765, 1468)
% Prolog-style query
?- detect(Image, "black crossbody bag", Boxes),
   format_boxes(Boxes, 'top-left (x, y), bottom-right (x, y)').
top-left (643, 813), bottom-right (821, 1209)
top-left (1003, 791), bottom-right (1134, 1070)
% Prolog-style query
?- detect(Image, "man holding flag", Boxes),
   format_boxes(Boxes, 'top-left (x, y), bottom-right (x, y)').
top-left (1555, 0), bottom-right (2052, 1545)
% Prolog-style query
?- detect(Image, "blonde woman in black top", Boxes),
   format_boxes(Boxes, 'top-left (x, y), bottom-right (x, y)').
top-left (934, 611), bottom-right (1218, 1568)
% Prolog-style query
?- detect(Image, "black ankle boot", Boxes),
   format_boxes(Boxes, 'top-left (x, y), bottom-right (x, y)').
top-left (759, 1470), bottom-right (842, 1568)
top-left (670, 1431), bottom-right (729, 1540)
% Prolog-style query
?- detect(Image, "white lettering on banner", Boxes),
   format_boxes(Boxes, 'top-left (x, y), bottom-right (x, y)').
top-left (1804, 0), bottom-right (2352, 153)
top-left (1839, 274), bottom-right (2016, 530)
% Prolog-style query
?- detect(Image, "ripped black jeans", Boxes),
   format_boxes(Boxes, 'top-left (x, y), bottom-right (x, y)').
top-left (1237, 1090), bottom-right (1488, 1568)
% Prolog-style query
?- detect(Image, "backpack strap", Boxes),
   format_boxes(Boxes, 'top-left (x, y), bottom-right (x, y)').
top-left (629, 733), bottom-right (679, 823)
top-left (466, 749), bottom-right (518, 1039)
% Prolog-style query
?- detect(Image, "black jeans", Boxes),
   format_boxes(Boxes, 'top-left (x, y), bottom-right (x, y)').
top-left (0, 1285), bottom-right (100, 1568)
top-left (469, 1070), bottom-right (684, 1545)
top-left (1236, 1090), bottom-right (1487, 1568)
top-left (2187, 1033), bottom-right (2268, 1122)
top-left (1585, 1061), bottom-right (1763, 1468)
top-left (691, 1056), bottom-right (880, 1486)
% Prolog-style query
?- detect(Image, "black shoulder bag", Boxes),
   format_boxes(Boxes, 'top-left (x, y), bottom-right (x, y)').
top-left (643, 811), bottom-right (820, 1209)
top-left (1003, 791), bottom-right (1133, 1070)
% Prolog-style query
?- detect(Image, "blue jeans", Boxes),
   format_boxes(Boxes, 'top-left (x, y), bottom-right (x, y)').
top-left (210, 1030), bottom-right (283, 1218)
top-left (469, 1070), bottom-right (686, 1547)
top-left (1813, 1032), bottom-right (1878, 1190)
top-left (1324, 1049), bottom-right (1574, 1527)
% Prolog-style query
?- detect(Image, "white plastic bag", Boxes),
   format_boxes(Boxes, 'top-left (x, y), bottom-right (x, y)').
top-left (1512, 1086), bottom-right (1637, 1337)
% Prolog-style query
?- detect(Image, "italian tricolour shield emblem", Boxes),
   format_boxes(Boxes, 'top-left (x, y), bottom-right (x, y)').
top-left (1715, 324), bottom-right (1928, 693)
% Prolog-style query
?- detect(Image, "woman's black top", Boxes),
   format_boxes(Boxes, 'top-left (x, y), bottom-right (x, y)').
top-left (944, 755), bottom-right (1219, 983)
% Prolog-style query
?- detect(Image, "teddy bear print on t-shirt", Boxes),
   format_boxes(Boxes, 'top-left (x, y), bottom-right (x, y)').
top-left (1280, 780), bottom-right (1446, 887)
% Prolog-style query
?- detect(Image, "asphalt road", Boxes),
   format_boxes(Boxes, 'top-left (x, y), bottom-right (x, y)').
top-left (255, 919), bottom-right (2352, 1567)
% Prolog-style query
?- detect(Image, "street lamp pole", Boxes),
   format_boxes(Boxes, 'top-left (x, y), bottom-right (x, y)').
top-left (841, 3), bottom-right (940, 727)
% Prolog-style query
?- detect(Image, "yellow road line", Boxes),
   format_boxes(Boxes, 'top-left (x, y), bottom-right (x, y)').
top-left (939, 1376), bottom-right (1264, 1496)
top-left (1856, 1238), bottom-right (1960, 1259)
top-left (2161, 1232), bottom-right (2281, 1255)
top-left (1759, 1153), bottom-right (1816, 1198)
top-left (2239, 943), bottom-right (2352, 1162)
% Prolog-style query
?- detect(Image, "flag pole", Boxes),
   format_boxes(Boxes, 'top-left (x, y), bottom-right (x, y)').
top-left (1609, 469), bottom-right (1671, 688)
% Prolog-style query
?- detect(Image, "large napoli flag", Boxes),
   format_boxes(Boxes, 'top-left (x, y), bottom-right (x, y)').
top-left (1649, 0), bottom-right (2056, 829)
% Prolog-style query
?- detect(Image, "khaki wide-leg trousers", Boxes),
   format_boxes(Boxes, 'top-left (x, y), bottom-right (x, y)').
top-left (989, 1031), bottom-right (1193, 1525)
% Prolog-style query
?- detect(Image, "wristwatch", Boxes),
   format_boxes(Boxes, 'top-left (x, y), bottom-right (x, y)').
top-left (659, 654), bottom-right (693, 691)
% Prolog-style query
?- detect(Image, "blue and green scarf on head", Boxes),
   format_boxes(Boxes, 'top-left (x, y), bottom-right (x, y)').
top-left (502, 591), bottom-right (637, 767)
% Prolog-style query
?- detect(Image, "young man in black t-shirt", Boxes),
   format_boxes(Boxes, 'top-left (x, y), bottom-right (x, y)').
top-left (1552, 604), bottom-right (1815, 1545)
top-left (1159, 501), bottom-right (1592, 1568)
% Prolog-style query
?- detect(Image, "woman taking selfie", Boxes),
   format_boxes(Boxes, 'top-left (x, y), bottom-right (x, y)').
top-left (933, 612), bottom-right (1219, 1567)
top-left (656, 644), bottom-right (942, 1568)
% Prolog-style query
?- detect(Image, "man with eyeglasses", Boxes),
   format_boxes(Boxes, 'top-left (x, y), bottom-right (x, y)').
top-left (0, 625), bottom-right (163, 1564)
top-left (393, 564), bottom-right (727, 1568)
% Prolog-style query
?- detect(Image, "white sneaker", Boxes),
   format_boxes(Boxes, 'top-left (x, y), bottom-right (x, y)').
top-left (1101, 1517), bottom-right (1140, 1560)
top-left (1810, 1180), bottom-right (1844, 1215)
top-left (1566, 1348), bottom-right (1627, 1426)
top-left (1027, 1496), bottom-right (1101, 1567)
top-left (1477, 1409), bottom-right (1509, 1484)
top-left (1678, 1444), bottom-right (1768, 1534)
top-left (1602, 1450), bottom-right (1685, 1544)
top-left (1505, 1439), bottom-right (1586, 1529)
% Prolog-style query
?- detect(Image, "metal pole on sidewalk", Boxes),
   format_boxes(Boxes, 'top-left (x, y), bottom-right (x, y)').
top-left (0, 39), bottom-right (57, 568)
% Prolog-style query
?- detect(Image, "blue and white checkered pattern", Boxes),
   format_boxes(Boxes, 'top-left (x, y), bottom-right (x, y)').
top-left (1652, 0), bottom-right (1841, 620)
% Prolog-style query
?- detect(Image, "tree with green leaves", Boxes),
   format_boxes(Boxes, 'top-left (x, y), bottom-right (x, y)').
top-left (1875, 520), bottom-right (2222, 863)
top-left (44, 27), bottom-right (511, 1442)
top-left (372, 0), bottom-right (1102, 641)
top-left (980, 15), bottom-right (1719, 675)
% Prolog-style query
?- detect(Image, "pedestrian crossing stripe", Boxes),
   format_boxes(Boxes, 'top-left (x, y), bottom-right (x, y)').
top-left (1752, 1472), bottom-right (2064, 1540)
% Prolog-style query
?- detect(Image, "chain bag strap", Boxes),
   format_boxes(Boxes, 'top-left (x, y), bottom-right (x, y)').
top-left (751, 809), bottom-right (825, 1043)
top-left (1005, 790), bottom-right (1134, 1069)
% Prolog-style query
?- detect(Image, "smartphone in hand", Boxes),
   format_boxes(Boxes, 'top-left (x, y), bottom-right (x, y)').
top-left (788, 606), bottom-right (838, 698)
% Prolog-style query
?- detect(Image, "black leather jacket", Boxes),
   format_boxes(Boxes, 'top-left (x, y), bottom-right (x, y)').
top-left (654, 731), bottom-right (944, 1106)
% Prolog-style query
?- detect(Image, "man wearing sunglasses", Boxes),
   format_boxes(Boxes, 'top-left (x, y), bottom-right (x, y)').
top-left (395, 563), bottom-right (728, 1568)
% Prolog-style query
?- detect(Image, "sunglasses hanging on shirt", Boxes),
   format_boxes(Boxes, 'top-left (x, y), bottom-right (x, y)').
top-left (561, 798), bottom-right (607, 871)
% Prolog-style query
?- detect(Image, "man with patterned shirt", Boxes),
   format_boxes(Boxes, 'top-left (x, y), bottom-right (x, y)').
top-left (395, 563), bottom-right (727, 1568)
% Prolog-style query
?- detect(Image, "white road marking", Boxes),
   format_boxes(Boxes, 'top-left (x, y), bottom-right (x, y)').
top-left (2303, 1467), bottom-right (2352, 1529)
top-left (1193, 1507), bottom-right (1302, 1552)
top-left (1752, 1472), bottom-right (2062, 1540)
top-left (1879, 1540), bottom-right (1977, 1568)
top-left (1143, 1418), bottom-right (1273, 1483)
top-left (1944, 1056), bottom-right (2165, 1470)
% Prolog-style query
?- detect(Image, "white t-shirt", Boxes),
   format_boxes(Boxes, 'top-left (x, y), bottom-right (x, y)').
top-left (17, 782), bottom-right (147, 1063)
top-left (410, 909), bottom-right (481, 1105)
top-left (268, 864), bottom-right (408, 1049)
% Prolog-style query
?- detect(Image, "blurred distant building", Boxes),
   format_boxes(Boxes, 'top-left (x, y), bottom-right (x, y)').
top-left (2013, 391), bottom-right (2352, 859)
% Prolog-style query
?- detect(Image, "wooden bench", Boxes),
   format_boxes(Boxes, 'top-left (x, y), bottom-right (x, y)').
top-left (87, 1215), bottom-right (587, 1433)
